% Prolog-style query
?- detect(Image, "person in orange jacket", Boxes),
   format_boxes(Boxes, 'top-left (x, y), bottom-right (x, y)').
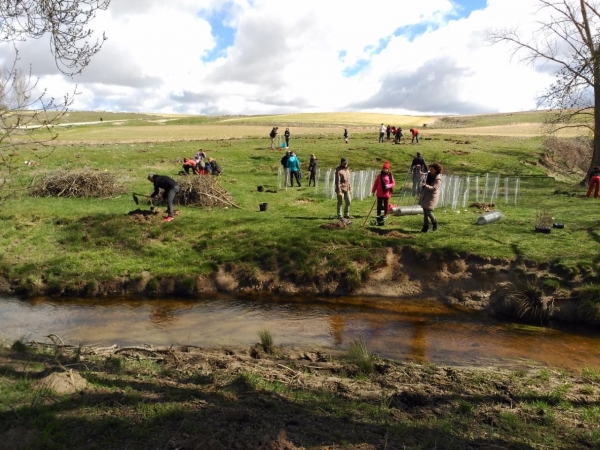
top-left (409, 128), bottom-right (419, 144)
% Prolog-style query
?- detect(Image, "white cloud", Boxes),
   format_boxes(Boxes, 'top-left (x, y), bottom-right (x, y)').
top-left (0, 0), bottom-right (557, 115)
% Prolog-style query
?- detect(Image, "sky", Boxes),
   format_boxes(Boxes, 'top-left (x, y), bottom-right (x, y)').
top-left (0, 0), bottom-right (556, 116)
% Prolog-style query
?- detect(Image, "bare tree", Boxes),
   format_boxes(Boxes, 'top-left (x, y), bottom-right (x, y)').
top-left (486, 0), bottom-right (600, 184)
top-left (1, 0), bottom-right (110, 76)
top-left (0, 1), bottom-right (110, 199)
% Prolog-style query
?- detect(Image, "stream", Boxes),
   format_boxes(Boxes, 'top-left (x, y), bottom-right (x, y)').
top-left (1, 294), bottom-right (599, 370)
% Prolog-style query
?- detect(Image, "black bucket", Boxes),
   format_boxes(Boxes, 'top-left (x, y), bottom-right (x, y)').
top-left (257, 185), bottom-right (264, 192)
top-left (259, 202), bottom-right (268, 212)
top-left (376, 215), bottom-right (387, 226)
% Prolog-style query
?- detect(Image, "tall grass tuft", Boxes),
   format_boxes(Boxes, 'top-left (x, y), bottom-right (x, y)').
top-left (257, 328), bottom-right (274, 353)
top-left (508, 276), bottom-right (553, 324)
top-left (576, 284), bottom-right (600, 321)
top-left (347, 337), bottom-right (375, 375)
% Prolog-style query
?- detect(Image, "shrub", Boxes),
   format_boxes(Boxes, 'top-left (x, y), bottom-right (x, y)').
top-left (576, 284), bottom-right (600, 321)
top-left (257, 328), bottom-right (274, 353)
top-left (347, 337), bottom-right (375, 375)
top-left (508, 276), bottom-right (553, 324)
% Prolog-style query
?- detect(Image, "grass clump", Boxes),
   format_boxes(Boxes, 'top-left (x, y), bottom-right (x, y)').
top-left (257, 328), bottom-right (274, 353)
top-left (508, 276), bottom-right (553, 324)
top-left (576, 284), bottom-right (600, 321)
top-left (347, 337), bottom-right (375, 375)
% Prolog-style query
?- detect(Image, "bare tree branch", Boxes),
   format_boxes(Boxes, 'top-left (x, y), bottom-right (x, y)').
top-left (485, 0), bottom-right (600, 183)
top-left (0, 0), bottom-right (110, 76)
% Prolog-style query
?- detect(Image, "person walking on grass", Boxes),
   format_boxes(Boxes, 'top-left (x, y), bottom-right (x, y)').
top-left (335, 157), bottom-right (352, 219)
top-left (371, 161), bottom-right (396, 217)
top-left (148, 174), bottom-right (180, 223)
top-left (284, 128), bottom-right (291, 147)
top-left (410, 127), bottom-right (420, 144)
top-left (419, 163), bottom-right (442, 232)
top-left (308, 153), bottom-right (318, 187)
top-left (379, 123), bottom-right (386, 143)
top-left (286, 152), bottom-right (301, 187)
top-left (586, 166), bottom-right (600, 198)
top-left (410, 152), bottom-right (428, 195)
top-left (343, 128), bottom-right (349, 144)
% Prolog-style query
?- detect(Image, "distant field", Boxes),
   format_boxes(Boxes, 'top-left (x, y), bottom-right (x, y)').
top-left (426, 123), bottom-right (589, 137)
top-left (12, 110), bottom-right (584, 142)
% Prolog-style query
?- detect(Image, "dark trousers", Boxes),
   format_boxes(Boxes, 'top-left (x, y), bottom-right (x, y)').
top-left (379, 132), bottom-right (384, 143)
top-left (423, 208), bottom-right (436, 226)
top-left (376, 197), bottom-right (389, 216)
top-left (285, 137), bottom-right (290, 146)
top-left (290, 171), bottom-right (301, 187)
top-left (164, 185), bottom-right (180, 217)
top-left (308, 172), bottom-right (316, 187)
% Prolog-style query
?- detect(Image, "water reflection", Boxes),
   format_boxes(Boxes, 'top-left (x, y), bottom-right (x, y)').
top-left (1, 295), bottom-right (600, 370)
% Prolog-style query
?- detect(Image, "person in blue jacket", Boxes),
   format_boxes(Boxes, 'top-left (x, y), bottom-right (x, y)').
top-left (286, 152), bottom-right (301, 187)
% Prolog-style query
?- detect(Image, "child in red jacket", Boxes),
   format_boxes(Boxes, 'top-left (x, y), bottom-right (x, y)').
top-left (371, 161), bottom-right (396, 217)
top-left (586, 166), bottom-right (600, 198)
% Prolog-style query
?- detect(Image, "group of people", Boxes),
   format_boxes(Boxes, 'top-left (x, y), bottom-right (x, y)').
top-left (371, 154), bottom-right (441, 232)
top-left (270, 127), bottom-right (292, 149)
top-left (378, 124), bottom-right (419, 144)
top-left (181, 149), bottom-right (222, 176)
top-left (331, 151), bottom-right (441, 232)
top-left (280, 150), bottom-right (319, 187)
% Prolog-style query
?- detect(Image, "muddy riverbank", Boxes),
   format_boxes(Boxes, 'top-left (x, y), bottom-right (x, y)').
top-left (1, 247), bottom-right (595, 326)
top-left (1, 341), bottom-right (599, 449)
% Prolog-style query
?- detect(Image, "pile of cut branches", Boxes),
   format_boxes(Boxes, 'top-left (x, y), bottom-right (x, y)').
top-left (30, 168), bottom-right (126, 198)
top-left (173, 175), bottom-right (240, 209)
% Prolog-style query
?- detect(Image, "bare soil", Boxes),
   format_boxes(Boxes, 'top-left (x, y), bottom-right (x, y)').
top-left (1, 342), bottom-right (599, 449)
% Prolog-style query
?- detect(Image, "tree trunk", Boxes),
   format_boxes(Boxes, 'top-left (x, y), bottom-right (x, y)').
top-left (585, 74), bottom-right (600, 185)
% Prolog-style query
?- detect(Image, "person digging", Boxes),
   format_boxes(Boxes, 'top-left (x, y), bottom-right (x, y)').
top-left (148, 174), bottom-right (180, 223)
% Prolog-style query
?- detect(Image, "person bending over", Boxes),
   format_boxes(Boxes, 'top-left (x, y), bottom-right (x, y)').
top-left (148, 174), bottom-right (180, 223)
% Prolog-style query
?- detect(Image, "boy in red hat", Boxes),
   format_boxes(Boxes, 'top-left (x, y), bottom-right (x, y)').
top-left (371, 161), bottom-right (396, 217)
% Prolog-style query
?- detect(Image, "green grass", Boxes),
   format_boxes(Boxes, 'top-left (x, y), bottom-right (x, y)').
top-left (0, 114), bottom-right (599, 296)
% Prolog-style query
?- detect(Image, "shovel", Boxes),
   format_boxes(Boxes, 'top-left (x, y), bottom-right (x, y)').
top-left (132, 192), bottom-right (153, 205)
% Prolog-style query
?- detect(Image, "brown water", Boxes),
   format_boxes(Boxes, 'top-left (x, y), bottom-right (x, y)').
top-left (2, 294), bottom-right (599, 370)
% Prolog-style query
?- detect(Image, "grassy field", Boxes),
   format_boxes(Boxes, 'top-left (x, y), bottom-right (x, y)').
top-left (0, 109), bottom-right (599, 298)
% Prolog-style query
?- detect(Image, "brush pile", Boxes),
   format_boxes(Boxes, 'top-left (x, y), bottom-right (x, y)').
top-left (30, 169), bottom-right (126, 198)
top-left (171, 175), bottom-right (239, 208)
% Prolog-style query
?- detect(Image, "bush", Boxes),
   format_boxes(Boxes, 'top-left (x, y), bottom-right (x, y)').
top-left (543, 136), bottom-right (592, 174)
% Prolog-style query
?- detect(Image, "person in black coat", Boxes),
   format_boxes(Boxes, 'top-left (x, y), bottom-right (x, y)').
top-left (308, 154), bottom-right (318, 187)
top-left (148, 174), bottom-right (180, 222)
top-left (410, 152), bottom-right (428, 172)
top-left (284, 128), bottom-right (291, 147)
